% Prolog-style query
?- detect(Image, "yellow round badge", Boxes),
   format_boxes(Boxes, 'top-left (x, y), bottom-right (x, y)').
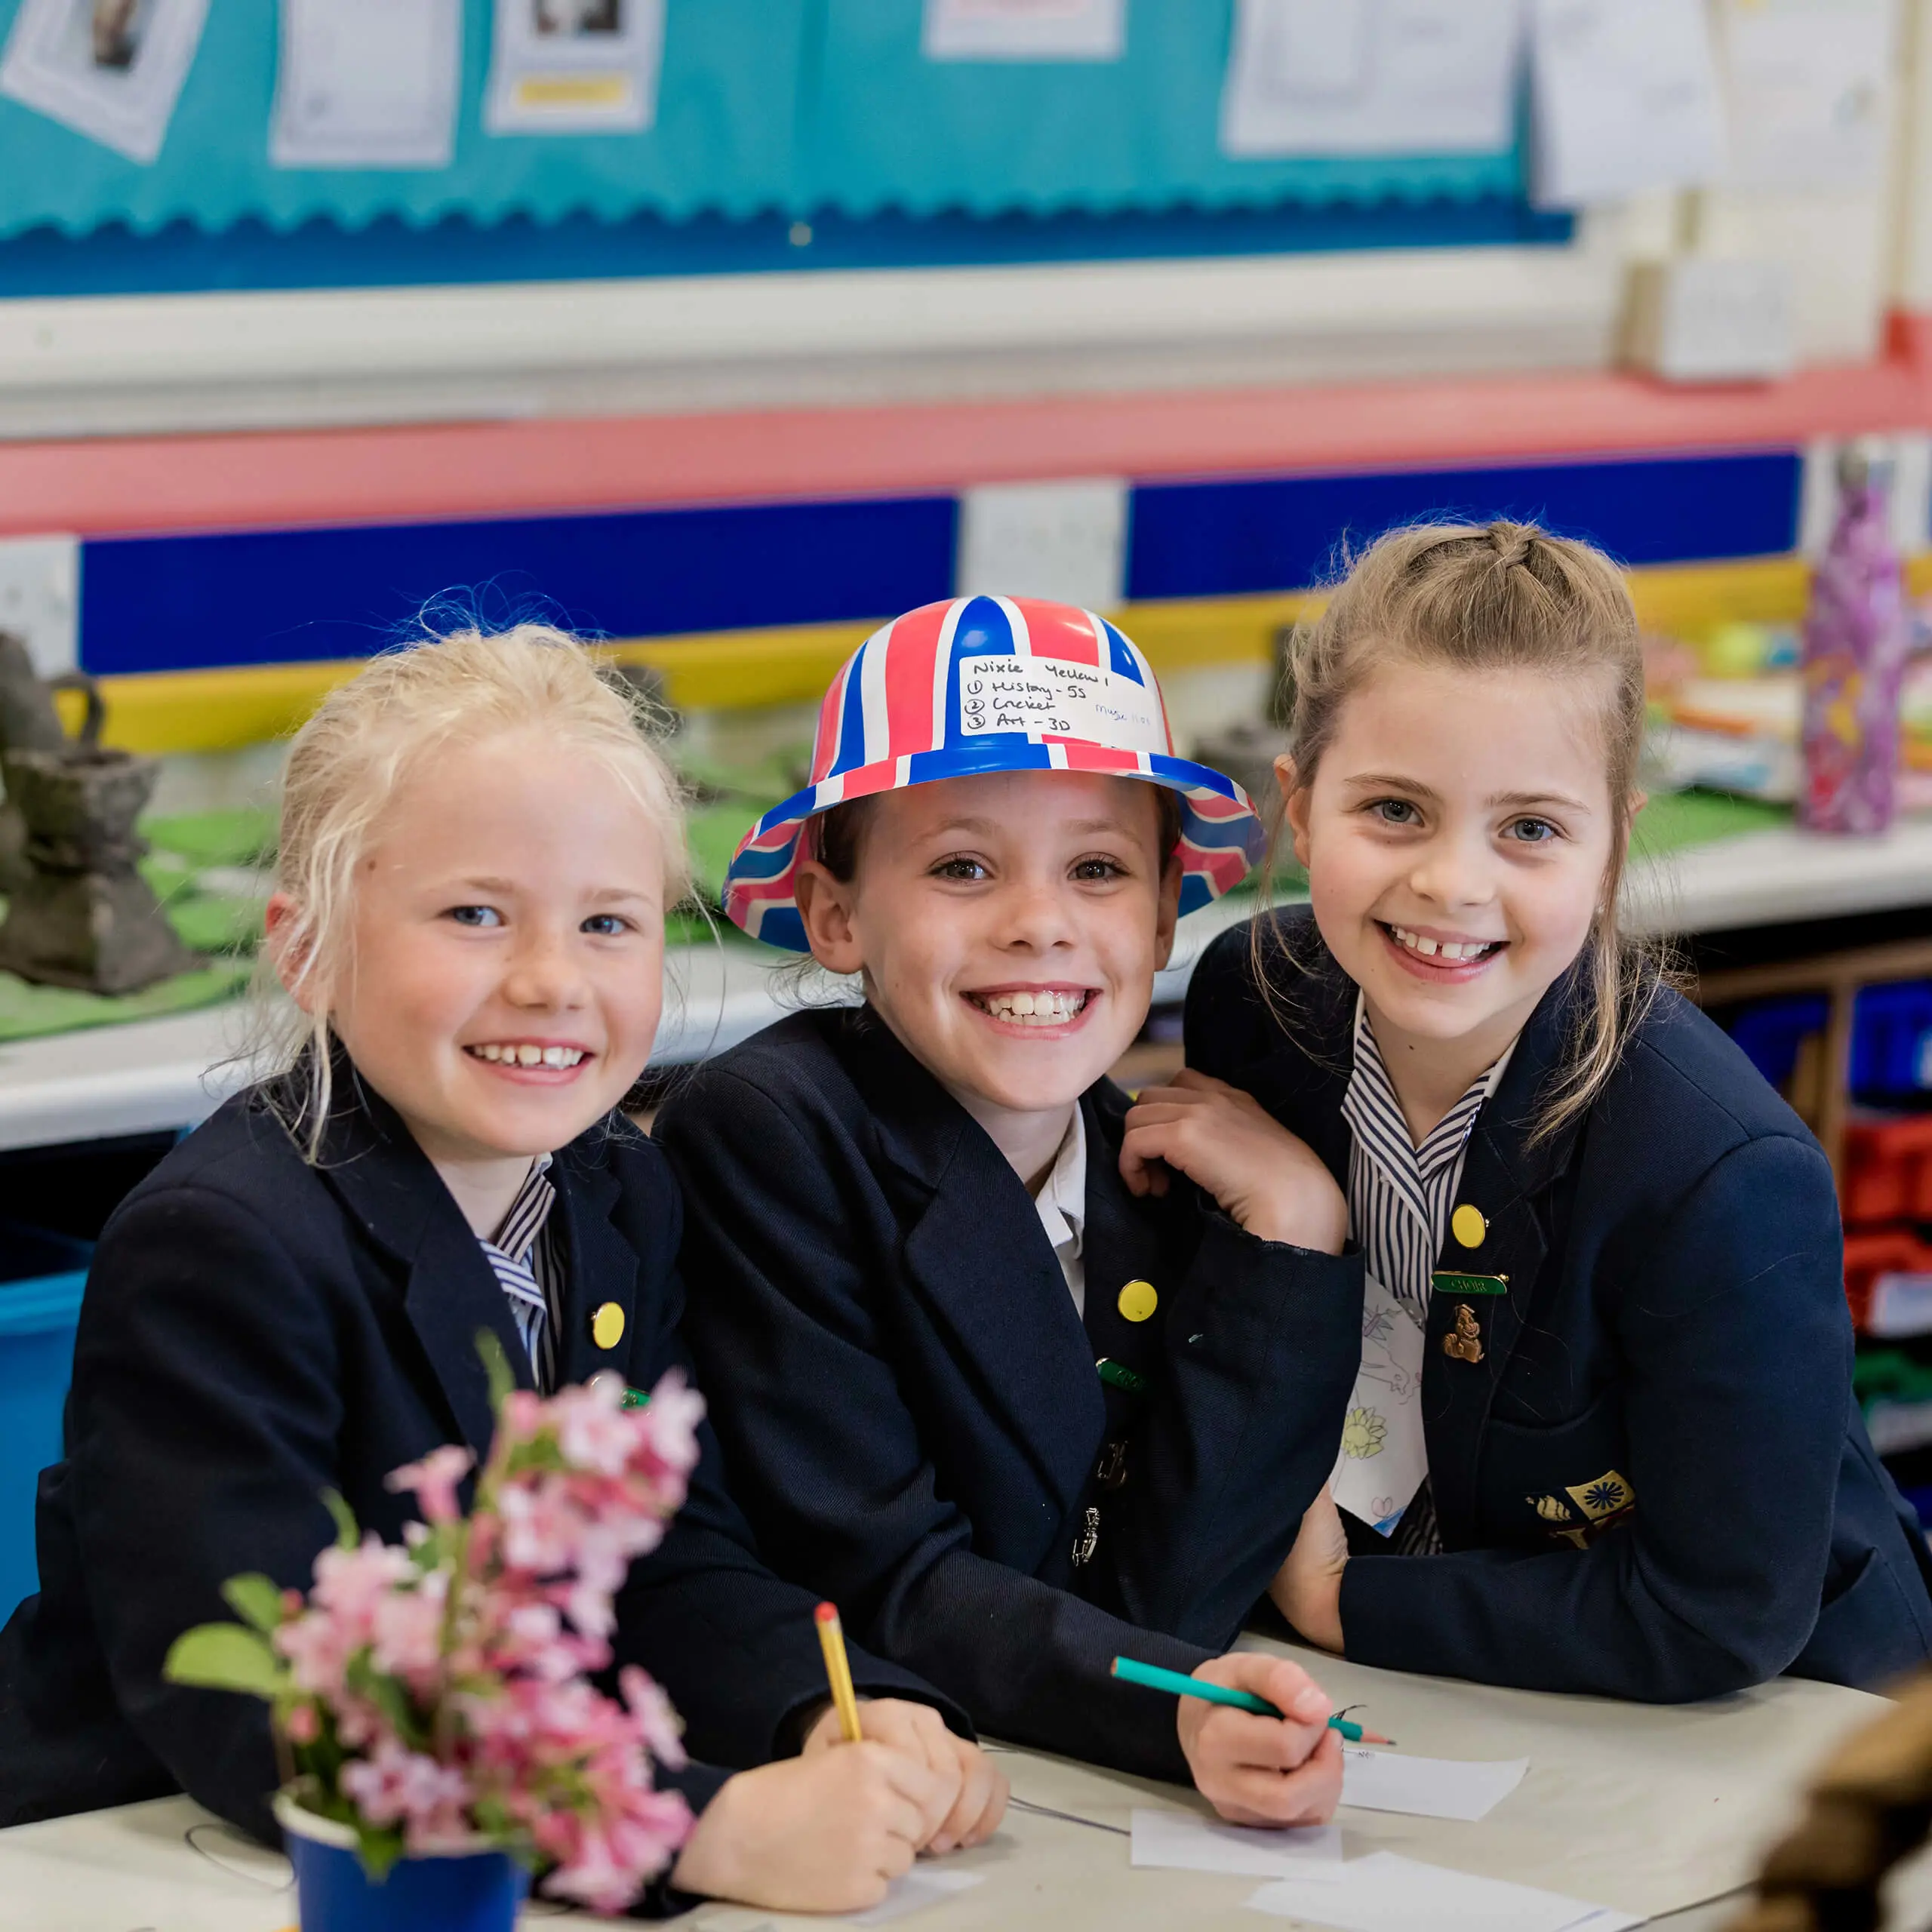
top-left (1117, 1278), bottom-right (1158, 1324)
top-left (591, 1301), bottom-right (626, 1351)
top-left (1451, 1204), bottom-right (1487, 1250)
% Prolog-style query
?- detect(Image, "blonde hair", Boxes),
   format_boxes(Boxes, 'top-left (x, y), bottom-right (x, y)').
top-left (257, 623), bottom-right (688, 1157)
top-left (1262, 518), bottom-right (1661, 1142)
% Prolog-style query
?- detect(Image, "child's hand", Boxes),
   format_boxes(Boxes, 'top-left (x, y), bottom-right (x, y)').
top-left (669, 1743), bottom-right (952, 1912)
top-left (802, 1696), bottom-right (1008, 1851)
top-left (1121, 1069), bottom-right (1348, 1254)
top-left (1269, 1484), bottom-right (1350, 1654)
top-left (1177, 1652), bottom-right (1344, 1828)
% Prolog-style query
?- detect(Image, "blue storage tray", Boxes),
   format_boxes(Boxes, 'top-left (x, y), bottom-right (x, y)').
top-left (0, 1222), bottom-right (91, 1622)
top-left (1721, 981), bottom-right (1932, 1104)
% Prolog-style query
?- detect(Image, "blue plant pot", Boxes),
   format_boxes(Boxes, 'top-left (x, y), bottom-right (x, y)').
top-left (275, 1792), bottom-right (531, 1932)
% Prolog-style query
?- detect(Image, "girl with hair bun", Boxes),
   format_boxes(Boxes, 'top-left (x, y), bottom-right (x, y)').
top-left (0, 623), bottom-right (1004, 1915)
top-left (1186, 520), bottom-right (1932, 1700)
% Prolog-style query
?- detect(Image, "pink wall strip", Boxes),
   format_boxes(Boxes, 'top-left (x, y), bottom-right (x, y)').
top-left (5, 313), bottom-right (1932, 542)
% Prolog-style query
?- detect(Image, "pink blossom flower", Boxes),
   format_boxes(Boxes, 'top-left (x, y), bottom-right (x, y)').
top-left (239, 1374), bottom-right (707, 1915)
top-left (340, 1737), bottom-right (471, 1842)
top-left (368, 1573), bottom-right (447, 1681)
top-left (552, 1380), bottom-right (638, 1477)
top-left (309, 1537), bottom-right (417, 1626)
top-left (636, 1371), bottom-right (705, 1481)
top-left (620, 1666), bottom-right (686, 1770)
top-left (385, 1443), bottom-right (475, 1524)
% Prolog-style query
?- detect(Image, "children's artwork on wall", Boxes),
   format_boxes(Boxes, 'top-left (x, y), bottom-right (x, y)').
top-left (269, 0), bottom-right (461, 169)
top-left (1220, 0), bottom-right (1524, 159)
top-left (1528, 0), bottom-right (1724, 208)
top-left (485, 0), bottom-right (663, 134)
top-left (921, 0), bottom-right (1124, 63)
top-left (1715, 0), bottom-right (1899, 192)
top-left (0, 0), bottom-right (207, 162)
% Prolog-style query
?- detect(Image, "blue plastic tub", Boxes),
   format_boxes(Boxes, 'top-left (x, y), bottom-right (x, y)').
top-left (1721, 982), bottom-right (1932, 1105)
top-left (1854, 981), bottom-right (1932, 1103)
top-left (1725, 995), bottom-right (1829, 1092)
top-left (0, 1222), bottom-right (91, 1620)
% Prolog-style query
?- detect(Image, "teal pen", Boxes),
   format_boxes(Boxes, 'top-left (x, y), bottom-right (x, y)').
top-left (1110, 1656), bottom-right (1395, 1746)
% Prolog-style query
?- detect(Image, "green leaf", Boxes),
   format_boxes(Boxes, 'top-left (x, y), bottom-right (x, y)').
top-left (344, 1651), bottom-right (428, 1752)
top-left (476, 1328), bottom-right (515, 1412)
top-left (221, 1573), bottom-right (287, 1634)
top-left (321, 1488), bottom-right (359, 1550)
top-left (353, 1822), bottom-right (407, 1885)
top-left (163, 1623), bottom-right (288, 1699)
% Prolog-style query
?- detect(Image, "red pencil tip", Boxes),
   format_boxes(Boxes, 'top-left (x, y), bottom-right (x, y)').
top-left (814, 1601), bottom-right (838, 1623)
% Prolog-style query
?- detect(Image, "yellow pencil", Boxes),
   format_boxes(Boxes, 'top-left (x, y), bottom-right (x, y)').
top-left (814, 1601), bottom-right (864, 1744)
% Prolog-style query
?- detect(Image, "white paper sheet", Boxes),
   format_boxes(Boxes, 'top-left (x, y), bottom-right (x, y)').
top-left (922, 0), bottom-right (1124, 61)
top-left (271, 0), bottom-right (461, 169)
top-left (0, 0), bottom-right (208, 164)
top-left (1330, 1269), bottom-right (1429, 1534)
top-left (1340, 1746), bottom-right (1527, 1821)
top-left (485, 0), bottom-right (664, 134)
top-left (847, 1866), bottom-right (984, 1924)
top-left (1529, 0), bottom-right (1724, 208)
top-left (1131, 1807), bottom-right (1344, 1881)
top-left (1717, 0), bottom-right (1897, 191)
top-left (1220, 0), bottom-right (1522, 159)
top-left (1247, 1853), bottom-right (1642, 1932)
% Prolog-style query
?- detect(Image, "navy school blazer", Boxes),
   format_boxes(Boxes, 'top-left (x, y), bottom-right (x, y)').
top-left (1186, 907), bottom-right (1932, 1701)
top-left (656, 1006), bottom-right (1364, 1783)
top-left (0, 1068), bottom-right (961, 1845)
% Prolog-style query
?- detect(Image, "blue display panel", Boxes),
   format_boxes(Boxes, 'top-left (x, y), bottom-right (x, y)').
top-left (1126, 451), bottom-right (1807, 599)
top-left (80, 494), bottom-right (959, 675)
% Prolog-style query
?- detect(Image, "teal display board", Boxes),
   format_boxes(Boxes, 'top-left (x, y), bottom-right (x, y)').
top-left (0, 0), bottom-right (1524, 242)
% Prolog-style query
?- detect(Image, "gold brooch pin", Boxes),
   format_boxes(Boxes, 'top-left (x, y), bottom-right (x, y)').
top-left (1441, 1303), bottom-right (1484, 1364)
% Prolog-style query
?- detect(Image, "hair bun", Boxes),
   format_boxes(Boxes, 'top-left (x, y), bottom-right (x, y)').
top-left (1487, 524), bottom-right (1536, 568)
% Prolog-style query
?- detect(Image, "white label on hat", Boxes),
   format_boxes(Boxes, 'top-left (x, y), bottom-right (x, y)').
top-left (956, 655), bottom-right (1164, 753)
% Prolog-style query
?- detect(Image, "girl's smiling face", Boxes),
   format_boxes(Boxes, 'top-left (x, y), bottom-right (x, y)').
top-left (1284, 658), bottom-right (1629, 1089)
top-left (269, 727), bottom-right (666, 1216)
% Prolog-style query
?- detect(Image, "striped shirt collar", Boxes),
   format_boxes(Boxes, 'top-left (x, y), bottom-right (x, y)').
top-left (481, 1155), bottom-right (559, 1391)
top-left (1341, 994), bottom-right (1515, 1225)
top-left (486, 1154), bottom-right (555, 1266)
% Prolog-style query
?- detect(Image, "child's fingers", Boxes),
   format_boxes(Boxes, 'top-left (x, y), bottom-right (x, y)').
top-left (1210, 1731), bottom-right (1344, 1828)
top-left (1116, 1132), bottom-right (1172, 1198)
top-left (929, 1746), bottom-right (1008, 1852)
top-left (871, 1741), bottom-right (956, 1831)
top-left (1168, 1066), bottom-right (1237, 1097)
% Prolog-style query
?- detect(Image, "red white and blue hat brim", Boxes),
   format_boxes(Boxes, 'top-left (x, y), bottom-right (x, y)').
top-left (721, 595), bottom-right (1265, 953)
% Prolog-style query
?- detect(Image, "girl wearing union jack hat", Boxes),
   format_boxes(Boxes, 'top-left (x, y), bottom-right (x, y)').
top-left (660, 595), bottom-right (1366, 1823)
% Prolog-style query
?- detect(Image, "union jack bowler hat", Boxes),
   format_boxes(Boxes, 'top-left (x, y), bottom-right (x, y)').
top-left (722, 594), bottom-right (1266, 951)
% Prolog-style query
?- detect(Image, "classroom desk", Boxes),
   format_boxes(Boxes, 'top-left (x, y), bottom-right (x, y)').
top-left (0, 1636), bottom-right (1906, 1932)
top-left (6, 815), bottom-right (1932, 1156)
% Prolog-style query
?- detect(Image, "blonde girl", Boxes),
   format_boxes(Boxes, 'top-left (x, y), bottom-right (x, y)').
top-left (1186, 522), bottom-right (1932, 1699)
top-left (0, 624), bottom-right (1004, 1912)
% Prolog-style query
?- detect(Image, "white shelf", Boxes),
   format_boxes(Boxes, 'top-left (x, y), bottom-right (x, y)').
top-left (5, 821), bottom-right (1932, 1154)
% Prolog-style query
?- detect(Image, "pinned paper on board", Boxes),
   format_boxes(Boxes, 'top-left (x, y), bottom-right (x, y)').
top-left (485, 0), bottom-right (666, 134)
top-left (1529, 0), bottom-right (1724, 208)
top-left (1220, 0), bottom-right (1523, 159)
top-left (1716, 0), bottom-right (1898, 192)
top-left (922, 0), bottom-right (1125, 62)
top-left (0, 0), bottom-right (210, 164)
top-left (270, 0), bottom-right (462, 169)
